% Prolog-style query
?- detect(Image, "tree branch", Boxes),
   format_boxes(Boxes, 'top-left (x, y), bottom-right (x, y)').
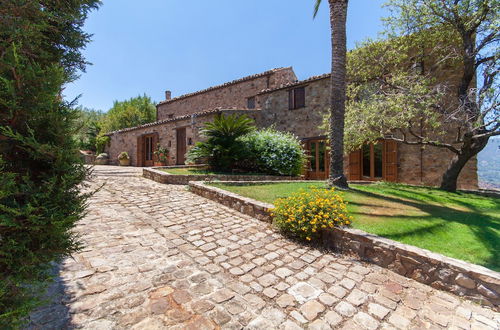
top-left (390, 128), bottom-right (460, 154)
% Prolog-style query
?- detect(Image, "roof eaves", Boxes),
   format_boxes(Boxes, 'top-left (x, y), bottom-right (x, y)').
top-left (156, 67), bottom-right (292, 107)
top-left (104, 109), bottom-right (222, 136)
top-left (257, 73), bottom-right (331, 95)
top-left (105, 108), bottom-right (261, 136)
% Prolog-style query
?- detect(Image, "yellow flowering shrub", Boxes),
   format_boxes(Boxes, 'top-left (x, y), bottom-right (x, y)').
top-left (271, 187), bottom-right (352, 242)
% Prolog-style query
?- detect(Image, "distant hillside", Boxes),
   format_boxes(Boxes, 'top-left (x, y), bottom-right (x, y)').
top-left (478, 137), bottom-right (500, 190)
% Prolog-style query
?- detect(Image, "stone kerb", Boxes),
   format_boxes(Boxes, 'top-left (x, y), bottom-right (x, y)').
top-left (189, 181), bottom-right (275, 223)
top-left (143, 167), bottom-right (302, 185)
top-left (188, 180), bottom-right (500, 308)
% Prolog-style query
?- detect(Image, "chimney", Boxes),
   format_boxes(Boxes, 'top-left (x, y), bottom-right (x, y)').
top-left (165, 90), bottom-right (172, 100)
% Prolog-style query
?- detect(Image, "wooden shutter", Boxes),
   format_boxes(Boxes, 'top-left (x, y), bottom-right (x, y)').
top-left (348, 150), bottom-right (362, 180)
top-left (384, 140), bottom-right (398, 182)
top-left (136, 136), bottom-right (143, 167)
top-left (176, 128), bottom-right (187, 165)
top-left (247, 97), bottom-right (255, 109)
top-left (295, 87), bottom-right (305, 108)
top-left (288, 90), bottom-right (294, 110)
top-left (152, 133), bottom-right (159, 162)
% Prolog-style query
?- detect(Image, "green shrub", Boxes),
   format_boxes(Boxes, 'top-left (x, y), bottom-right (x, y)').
top-left (271, 187), bottom-right (352, 242)
top-left (186, 114), bottom-right (255, 170)
top-left (118, 151), bottom-right (129, 160)
top-left (240, 128), bottom-right (306, 176)
top-left (0, 0), bottom-right (99, 326)
top-left (154, 144), bottom-right (169, 163)
top-left (95, 135), bottom-right (110, 154)
top-left (99, 95), bottom-right (157, 134)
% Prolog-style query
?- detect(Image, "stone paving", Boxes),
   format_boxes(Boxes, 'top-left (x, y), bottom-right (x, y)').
top-left (29, 166), bottom-right (499, 329)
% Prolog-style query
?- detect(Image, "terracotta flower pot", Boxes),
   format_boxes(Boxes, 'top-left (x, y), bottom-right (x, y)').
top-left (95, 153), bottom-right (109, 165)
top-left (119, 158), bottom-right (130, 166)
top-left (95, 158), bottom-right (108, 165)
top-left (154, 161), bottom-right (167, 167)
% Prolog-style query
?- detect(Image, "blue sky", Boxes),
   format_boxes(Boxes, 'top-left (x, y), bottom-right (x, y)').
top-left (65, 0), bottom-right (388, 111)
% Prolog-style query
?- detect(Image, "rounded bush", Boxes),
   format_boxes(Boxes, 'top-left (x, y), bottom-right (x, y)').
top-left (118, 151), bottom-right (129, 160)
top-left (240, 128), bottom-right (306, 176)
top-left (271, 187), bottom-right (352, 242)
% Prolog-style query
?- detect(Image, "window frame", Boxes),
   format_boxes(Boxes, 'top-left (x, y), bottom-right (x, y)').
top-left (288, 86), bottom-right (306, 110)
top-left (247, 96), bottom-right (256, 109)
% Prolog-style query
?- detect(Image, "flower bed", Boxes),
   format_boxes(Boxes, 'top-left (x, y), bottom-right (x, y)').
top-left (143, 166), bottom-right (302, 185)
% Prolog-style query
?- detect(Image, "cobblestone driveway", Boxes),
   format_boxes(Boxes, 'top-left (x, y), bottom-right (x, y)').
top-left (29, 166), bottom-right (499, 329)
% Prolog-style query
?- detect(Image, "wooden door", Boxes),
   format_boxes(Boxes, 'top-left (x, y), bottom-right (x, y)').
top-left (137, 136), bottom-right (144, 166)
top-left (306, 139), bottom-right (329, 180)
top-left (143, 135), bottom-right (155, 167)
top-left (348, 150), bottom-right (362, 180)
top-left (348, 140), bottom-right (398, 182)
top-left (384, 140), bottom-right (398, 182)
top-left (176, 127), bottom-right (187, 165)
top-left (362, 142), bottom-right (383, 180)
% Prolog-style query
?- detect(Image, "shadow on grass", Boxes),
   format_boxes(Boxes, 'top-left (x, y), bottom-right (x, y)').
top-left (349, 188), bottom-right (500, 271)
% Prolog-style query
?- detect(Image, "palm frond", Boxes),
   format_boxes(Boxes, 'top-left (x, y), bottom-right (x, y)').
top-left (313, 0), bottom-right (322, 18)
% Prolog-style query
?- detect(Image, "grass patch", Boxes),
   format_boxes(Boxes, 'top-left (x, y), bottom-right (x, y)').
top-left (209, 181), bottom-right (500, 271)
top-left (161, 167), bottom-right (264, 176)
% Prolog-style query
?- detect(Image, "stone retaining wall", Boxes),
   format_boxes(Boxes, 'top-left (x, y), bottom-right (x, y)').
top-left (188, 181), bottom-right (500, 308)
top-left (143, 168), bottom-right (302, 185)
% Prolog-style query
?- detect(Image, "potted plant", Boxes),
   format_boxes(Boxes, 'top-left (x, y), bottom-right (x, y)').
top-left (94, 153), bottom-right (109, 165)
top-left (154, 144), bottom-right (169, 166)
top-left (118, 152), bottom-right (130, 166)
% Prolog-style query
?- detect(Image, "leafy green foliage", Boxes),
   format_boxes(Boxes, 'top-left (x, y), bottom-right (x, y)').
top-left (343, 31), bottom-right (452, 151)
top-left (118, 151), bottom-right (129, 160)
top-left (240, 128), bottom-right (306, 176)
top-left (345, 0), bottom-right (499, 191)
top-left (154, 144), bottom-right (169, 163)
top-left (272, 187), bottom-right (351, 242)
top-left (74, 107), bottom-right (105, 151)
top-left (187, 116), bottom-right (306, 176)
top-left (186, 114), bottom-right (255, 170)
top-left (99, 95), bottom-right (156, 133)
top-left (0, 0), bottom-right (100, 326)
top-left (95, 135), bottom-right (110, 154)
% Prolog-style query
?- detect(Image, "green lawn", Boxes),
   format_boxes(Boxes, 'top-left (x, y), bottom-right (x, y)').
top-left (161, 167), bottom-right (263, 176)
top-left (209, 182), bottom-right (500, 271)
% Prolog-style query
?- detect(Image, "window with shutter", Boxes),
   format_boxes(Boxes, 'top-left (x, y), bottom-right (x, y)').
top-left (247, 97), bottom-right (256, 109)
top-left (294, 87), bottom-right (305, 108)
top-left (288, 87), bottom-right (306, 110)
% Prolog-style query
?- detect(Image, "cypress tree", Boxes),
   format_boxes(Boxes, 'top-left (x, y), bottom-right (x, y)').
top-left (0, 1), bottom-right (100, 326)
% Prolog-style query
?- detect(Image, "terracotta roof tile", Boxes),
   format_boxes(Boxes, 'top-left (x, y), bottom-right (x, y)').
top-left (157, 67), bottom-right (292, 106)
top-left (105, 108), bottom-right (258, 135)
top-left (258, 73), bottom-right (331, 94)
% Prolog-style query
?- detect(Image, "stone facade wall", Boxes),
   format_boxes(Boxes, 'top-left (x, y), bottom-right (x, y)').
top-left (257, 76), bottom-right (478, 190)
top-left (106, 110), bottom-right (261, 166)
top-left (256, 76), bottom-right (329, 139)
top-left (189, 181), bottom-right (500, 308)
top-left (156, 68), bottom-right (297, 121)
top-left (398, 142), bottom-right (478, 190)
top-left (107, 64), bottom-right (478, 189)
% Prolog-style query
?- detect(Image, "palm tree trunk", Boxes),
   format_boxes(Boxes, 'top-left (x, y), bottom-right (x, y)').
top-left (328, 0), bottom-right (349, 189)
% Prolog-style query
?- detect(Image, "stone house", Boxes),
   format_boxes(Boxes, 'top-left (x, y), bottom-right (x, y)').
top-left (105, 67), bottom-right (477, 189)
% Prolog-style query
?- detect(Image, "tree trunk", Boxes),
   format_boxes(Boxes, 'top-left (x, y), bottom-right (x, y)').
top-left (440, 28), bottom-right (487, 192)
top-left (440, 135), bottom-right (489, 191)
top-left (328, 0), bottom-right (349, 189)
